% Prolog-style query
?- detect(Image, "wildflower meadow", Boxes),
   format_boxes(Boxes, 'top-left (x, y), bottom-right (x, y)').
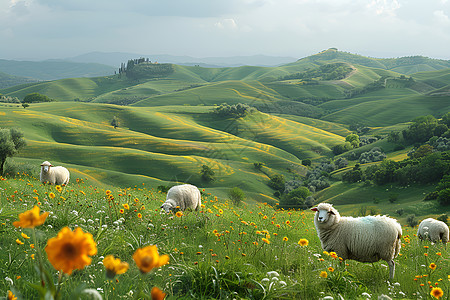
top-left (0, 173), bottom-right (448, 299)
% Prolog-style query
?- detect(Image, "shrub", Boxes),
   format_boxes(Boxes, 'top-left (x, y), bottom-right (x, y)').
top-left (200, 165), bottom-right (215, 183)
top-left (359, 147), bottom-right (386, 164)
top-left (406, 214), bottom-right (418, 228)
top-left (228, 187), bottom-right (245, 206)
top-left (22, 93), bottom-right (53, 103)
top-left (268, 174), bottom-right (285, 192)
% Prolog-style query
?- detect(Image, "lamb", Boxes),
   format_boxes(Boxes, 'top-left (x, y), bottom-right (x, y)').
top-left (160, 184), bottom-right (202, 213)
top-left (417, 218), bottom-right (449, 244)
top-left (40, 161), bottom-right (70, 185)
top-left (311, 203), bottom-right (402, 280)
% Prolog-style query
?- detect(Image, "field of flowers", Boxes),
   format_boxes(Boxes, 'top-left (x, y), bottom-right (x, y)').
top-left (0, 173), bottom-right (448, 299)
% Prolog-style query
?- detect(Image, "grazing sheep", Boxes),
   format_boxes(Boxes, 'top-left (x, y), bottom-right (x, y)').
top-left (311, 203), bottom-right (402, 280)
top-left (417, 218), bottom-right (449, 244)
top-left (40, 161), bottom-right (70, 185)
top-left (160, 184), bottom-right (201, 213)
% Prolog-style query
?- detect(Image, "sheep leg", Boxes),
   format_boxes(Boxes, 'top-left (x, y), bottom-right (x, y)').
top-left (388, 260), bottom-right (395, 280)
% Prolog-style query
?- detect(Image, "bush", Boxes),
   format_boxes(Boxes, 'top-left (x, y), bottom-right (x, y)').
top-left (437, 188), bottom-right (450, 206)
top-left (22, 93), bottom-right (53, 103)
top-left (200, 165), bottom-right (215, 183)
top-left (359, 147), bottom-right (386, 164)
top-left (228, 187), bottom-right (245, 206)
top-left (406, 214), bottom-right (418, 228)
top-left (301, 159), bottom-right (312, 167)
top-left (268, 174), bottom-right (285, 192)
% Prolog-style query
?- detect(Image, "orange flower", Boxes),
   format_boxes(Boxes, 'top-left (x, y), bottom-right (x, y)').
top-left (320, 271), bottom-right (328, 278)
top-left (45, 227), bottom-right (97, 275)
top-left (133, 245), bottom-right (169, 273)
top-left (13, 206), bottom-right (49, 228)
top-left (262, 238), bottom-right (270, 244)
top-left (123, 203), bottom-right (130, 210)
top-left (15, 239), bottom-right (24, 245)
top-left (151, 287), bottom-right (166, 300)
top-left (55, 185), bottom-right (62, 193)
top-left (430, 287), bottom-right (444, 299)
top-left (283, 237), bottom-right (288, 242)
top-left (328, 267), bottom-right (334, 272)
top-left (21, 232), bottom-right (30, 239)
top-left (103, 255), bottom-right (129, 278)
top-left (7, 290), bottom-right (17, 300)
top-left (120, 209), bottom-right (124, 214)
top-left (429, 263), bottom-right (437, 270)
top-left (176, 211), bottom-right (183, 218)
top-left (49, 192), bottom-right (55, 199)
top-left (137, 213), bottom-right (142, 218)
top-left (298, 239), bottom-right (309, 246)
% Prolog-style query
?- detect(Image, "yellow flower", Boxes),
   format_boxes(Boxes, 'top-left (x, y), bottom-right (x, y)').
top-left (123, 203), bottom-right (130, 210)
top-left (106, 190), bottom-right (112, 195)
top-left (218, 209), bottom-right (224, 214)
top-left (330, 252), bottom-right (338, 259)
top-left (16, 239), bottom-right (24, 245)
top-left (55, 185), bottom-right (62, 193)
top-left (283, 237), bottom-right (288, 242)
top-left (13, 206), bottom-right (49, 228)
top-left (45, 227), bottom-right (97, 275)
top-left (133, 245), bottom-right (169, 274)
top-left (262, 238), bottom-right (270, 244)
top-left (103, 255), bottom-right (129, 278)
top-left (137, 213), bottom-right (142, 218)
top-left (21, 232), bottom-right (30, 239)
top-left (430, 287), bottom-right (444, 299)
top-left (151, 287), bottom-right (166, 300)
top-left (49, 192), bottom-right (55, 199)
top-left (328, 267), bottom-right (334, 272)
top-left (285, 220), bottom-right (290, 225)
top-left (30, 244), bottom-right (35, 249)
top-left (31, 254), bottom-right (35, 260)
top-left (429, 263), bottom-right (437, 270)
top-left (320, 271), bottom-right (328, 278)
top-left (120, 209), bottom-right (124, 214)
top-left (7, 290), bottom-right (17, 300)
top-left (298, 239), bottom-right (309, 246)
top-left (176, 211), bottom-right (183, 218)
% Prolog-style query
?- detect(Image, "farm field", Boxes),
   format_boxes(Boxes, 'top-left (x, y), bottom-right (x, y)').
top-left (0, 174), bottom-right (448, 299)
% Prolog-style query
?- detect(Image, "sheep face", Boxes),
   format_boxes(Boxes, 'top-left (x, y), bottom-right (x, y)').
top-left (315, 208), bottom-right (335, 223)
top-left (40, 161), bottom-right (52, 173)
top-left (160, 203), bottom-right (173, 213)
top-left (311, 204), bottom-right (340, 227)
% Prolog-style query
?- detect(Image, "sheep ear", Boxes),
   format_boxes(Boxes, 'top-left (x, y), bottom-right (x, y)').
top-left (329, 210), bottom-right (335, 215)
top-left (311, 207), bottom-right (318, 212)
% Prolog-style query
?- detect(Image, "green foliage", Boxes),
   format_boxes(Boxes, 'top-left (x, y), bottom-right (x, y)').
top-left (402, 115), bottom-right (438, 144)
top-left (268, 174), bottom-right (285, 192)
top-left (200, 164), bottom-right (215, 183)
top-left (301, 159), bottom-right (312, 167)
top-left (253, 162), bottom-right (264, 170)
top-left (279, 186), bottom-right (311, 209)
top-left (388, 193), bottom-right (399, 203)
top-left (123, 59), bottom-right (174, 80)
top-left (280, 63), bottom-right (353, 81)
top-left (228, 187), bottom-right (245, 206)
top-left (110, 116), bottom-right (119, 129)
top-left (359, 147), bottom-right (386, 164)
top-left (345, 134), bottom-right (360, 148)
top-left (412, 144), bottom-right (433, 158)
top-left (0, 128), bottom-right (26, 175)
top-left (22, 92), bottom-right (53, 103)
top-left (342, 164), bottom-right (363, 183)
top-left (332, 142), bottom-right (352, 155)
top-left (437, 188), bottom-right (450, 206)
top-left (213, 103), bottom-right (254, 118)
top-left (406, 214), bottom-right (418, 228)
top-left (437, 214), bottom-right (448, 225)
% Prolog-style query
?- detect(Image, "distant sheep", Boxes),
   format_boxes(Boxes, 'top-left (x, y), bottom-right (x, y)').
top-left (417, 218), bottom-right (449, 244)
top-left (40, 161), bottom-right (70, 185)
top-left (160, 184), bottom-right (201, 213)
top-left (312, 203), bottom-right (402, 279)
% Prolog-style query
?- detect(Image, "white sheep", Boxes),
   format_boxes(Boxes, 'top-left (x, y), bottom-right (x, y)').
top-left (417, 218), bottom-right (449, 244)
top-left (160, 184), bottom-right (202, 213)
top-left (312, 203), bottom-right (402, 280)
top-left (40, 161), bottom-right (70, 185)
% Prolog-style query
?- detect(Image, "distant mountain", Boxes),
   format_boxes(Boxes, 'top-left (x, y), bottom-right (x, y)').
top-left (290, 48), bottom-right (450, 74)
top-left (0, 59), bottom-right (116, 81)
top-left (67, 51), bottom-right (298, 68)
top-left (0, 71), bottom-right (38, 89)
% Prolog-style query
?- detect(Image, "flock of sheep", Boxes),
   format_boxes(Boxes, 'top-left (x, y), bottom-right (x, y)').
top-left (39, 161), bottom-right (448, 280)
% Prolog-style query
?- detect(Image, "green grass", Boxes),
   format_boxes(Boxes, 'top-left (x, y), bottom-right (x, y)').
top-left (0, 175), bottom-right (448, 299)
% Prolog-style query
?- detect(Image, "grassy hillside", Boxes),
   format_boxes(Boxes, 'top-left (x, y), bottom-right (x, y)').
top-left (0, 102), bottom-right (353, 199)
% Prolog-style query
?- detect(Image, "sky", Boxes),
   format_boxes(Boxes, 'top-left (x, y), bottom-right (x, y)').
top-left (1, 0), bottom-right (450, 61)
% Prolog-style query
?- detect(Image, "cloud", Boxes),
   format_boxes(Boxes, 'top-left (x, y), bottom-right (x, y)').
top-left (434, 10), bottom-right (450, 24)
top-left (367, 0), bottom-right (400, 16)
top-left (215, 19), bottom-right (238, 30)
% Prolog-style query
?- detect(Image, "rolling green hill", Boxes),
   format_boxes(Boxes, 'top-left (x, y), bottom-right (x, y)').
top-left (2, 49), bottom-right (450, 208)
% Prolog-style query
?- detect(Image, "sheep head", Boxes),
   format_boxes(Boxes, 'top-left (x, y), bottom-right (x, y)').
top-left (160, 202), bottom-right (173, 213)
top-left (311, 203), bottom-right (340, 227)
top-left (40, 161), bottom-right (52, 173)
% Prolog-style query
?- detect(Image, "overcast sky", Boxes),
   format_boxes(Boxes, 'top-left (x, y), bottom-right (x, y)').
top-left (1, 0), bottom-right (449, 61)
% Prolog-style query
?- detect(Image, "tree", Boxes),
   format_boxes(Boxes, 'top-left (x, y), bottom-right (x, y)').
top-left (412, 144), bottom-right (433, 159)
top-left (22, 103), bottom-right (29, 109)
top-left (111, 116), bottom-right (119, 129)
top-left (279, 186), bottom-right (311, 209)
top-left (228, 187), bottom-right (245, 206)
top-left (345, 134), bottom-right (360, 148)
top-left (0, 128), bottom-right (26, 175)
top-left (22, 93), bottom-right (53, 104)
top-left (268, 174), bottom-right (285, 192)
top-left (200, 165), bottom-right (215, 182)
top-left (302, 159), bottom-right (312, 167)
